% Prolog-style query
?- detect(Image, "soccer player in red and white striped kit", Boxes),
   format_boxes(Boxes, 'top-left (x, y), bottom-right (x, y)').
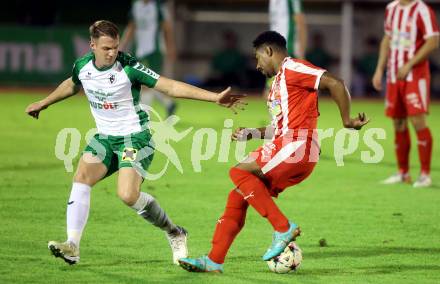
top-left (178, 31), bottom-right (369, 273)
top-left (373, 0), bottom-right (439, 187)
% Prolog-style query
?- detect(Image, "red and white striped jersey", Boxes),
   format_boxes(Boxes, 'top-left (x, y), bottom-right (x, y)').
top-left (384, 0), bottom-right (439, 83)
top-left (268, 57), bottom-right (325, 140)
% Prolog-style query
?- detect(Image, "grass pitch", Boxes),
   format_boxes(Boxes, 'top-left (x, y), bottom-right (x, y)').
top-left (1, 92), bottom-right (439, 283)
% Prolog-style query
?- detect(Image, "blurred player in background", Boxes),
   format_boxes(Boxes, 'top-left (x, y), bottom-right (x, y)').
top-left (120, 0), bottom-right (177, 117)
top-left (372, 0), bottom-right (439, 187)
top-left (263, 0), bottom-right (308, 97)
top-left (178, 31), bottom-right (369, 273)
top-left (270, 0), bottom-right (307, 59)
top-left (25, 20), bottom-right (244, 266)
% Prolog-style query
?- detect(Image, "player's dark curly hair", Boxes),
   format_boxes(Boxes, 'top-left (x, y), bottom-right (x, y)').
top-left (253, 31), bottom-right (287, 51)
top-left (89, 20), bottom-right (119, 39)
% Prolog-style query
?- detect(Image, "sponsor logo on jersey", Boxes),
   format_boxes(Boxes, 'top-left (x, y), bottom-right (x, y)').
top-left (86, 88), bottom-right (116, 103)
top-left (89, 101), bottom-right (119, 110)
top-left (269, 99), bottom-right (282, 117)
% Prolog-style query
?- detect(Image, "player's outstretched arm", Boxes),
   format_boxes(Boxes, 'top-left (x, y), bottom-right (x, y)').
top-left (25, 77), bottom-right (80, 119)
top-left (154, 76), bottom-right (246, 114)
top-left (318, 72), bottom-right (369, 130)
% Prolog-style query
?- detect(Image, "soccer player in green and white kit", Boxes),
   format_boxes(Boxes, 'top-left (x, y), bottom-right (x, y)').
top-left (25, 20), bottom-right (244, 266)
top-left (120, 0), bottom-right (177, 117)
top-left (263, 0), bottom-right (308, 97)
top-left (269, 0), bottom-right (307, 59)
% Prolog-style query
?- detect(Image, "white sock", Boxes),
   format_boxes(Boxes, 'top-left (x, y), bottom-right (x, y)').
top-left (66, 182), bottom-right (91, 247)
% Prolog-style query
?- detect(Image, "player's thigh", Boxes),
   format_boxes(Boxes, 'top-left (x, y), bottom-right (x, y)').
top-left (116, 131), bottom-right (154, 175)
top-left (81, 132), bottom-right (119, 180)
top-left (404, 77), bottom-right (430, 120)
top-left (235, 137), bottom-right (312, 185)
top-left (235, 156), bottom-right (266, 180)
top-left (74, 153), bottom-right (108, 186)
top-left (117, 167), bottom-right (143, 202)
top-left (385, 81), bottom-right (407, 119)
top-left (263, 140), bottom-right (316, 191)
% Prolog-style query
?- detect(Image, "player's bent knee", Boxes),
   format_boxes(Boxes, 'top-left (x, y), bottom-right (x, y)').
top-left (117, 187), bottom-right (138, 206)
top-left (73, 171), bottom-right (97, 187)
top-left (409, 115), bottom-right (427, 131)
top-left (393, 119), bottom-right (407, 132)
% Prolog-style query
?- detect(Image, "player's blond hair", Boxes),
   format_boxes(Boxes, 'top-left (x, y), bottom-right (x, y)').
top-left (89, 20), bottom-right (119, 39)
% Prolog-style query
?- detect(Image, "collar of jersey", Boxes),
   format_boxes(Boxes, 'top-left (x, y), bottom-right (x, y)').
top-left (92, 56), bottom-right (116, 72)
top-left (275, 56), bottom-right (290, 77)
top-left (398, 0), bottom-right (418, 9)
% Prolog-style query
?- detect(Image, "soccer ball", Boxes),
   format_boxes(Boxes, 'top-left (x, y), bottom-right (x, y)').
top-left (266, 241), bottom-right (302, 274)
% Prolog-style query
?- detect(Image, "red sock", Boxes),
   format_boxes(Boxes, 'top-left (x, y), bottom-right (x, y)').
top-left (395, 129), bottom-right (410, 174)
top-left (229, 167), bottom-right (289, 232)
top-left (416, 128), bottom-right (432, 175)
top-left (208, 190), bottom-right (248, 264)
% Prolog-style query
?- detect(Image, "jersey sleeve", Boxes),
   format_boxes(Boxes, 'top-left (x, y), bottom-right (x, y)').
top-left (384, 6), bottom-right (392, 36)
top-left (284, 59), bottom-right (325, 90)
top-left (71, 61), bottom-right (82, 86)
top-left (158, 1), bottom-right (169, 22)
top-left (418, 5), bottom-right (439, 39)
top-left (70, 52), bottom-right (93, 86)
top-left (126, 61), bottom-right (160, 88)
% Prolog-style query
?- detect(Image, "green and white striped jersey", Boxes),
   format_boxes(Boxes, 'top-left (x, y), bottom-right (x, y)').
top-left (269, 0), bottom-right (303, 56)
top-left (130, 0), bottom-right (167, 58)
top-left (72, 52), bottom-right (159, 136)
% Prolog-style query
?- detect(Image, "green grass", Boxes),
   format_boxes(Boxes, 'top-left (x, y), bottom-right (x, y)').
top-left (1, 92), bottom-right (440, 284)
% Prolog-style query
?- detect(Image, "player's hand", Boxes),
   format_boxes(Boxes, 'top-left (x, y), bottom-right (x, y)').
top-left (231, 127), bottom-right (256, 141)
top-left (216, 87), bottom-right (247, 114)
top-left (372, 70), bottom-right (383, 91)
top-left (25, 101), bottom-right (47, 119)
top-left (397, 63), bottom-right (411, 80)
top-left (343, 112), bottom-right (370, 130)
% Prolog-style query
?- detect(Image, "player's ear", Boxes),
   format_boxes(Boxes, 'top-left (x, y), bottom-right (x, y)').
top-left (265, 46), bottom-right (273, 57)
top-left (90, 37), bottom-right (96, 51)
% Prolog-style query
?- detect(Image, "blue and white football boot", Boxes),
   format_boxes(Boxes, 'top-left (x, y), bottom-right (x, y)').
top-left (262, 221), bottom-right (301, 261)
top-left (178, 255), bottom-right (224, 273)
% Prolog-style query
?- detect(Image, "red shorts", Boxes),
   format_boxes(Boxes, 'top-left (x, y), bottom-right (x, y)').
top-left (250, 136), bottom-right (319, 197)
top-left (385, 75), bottom-right (430, 118)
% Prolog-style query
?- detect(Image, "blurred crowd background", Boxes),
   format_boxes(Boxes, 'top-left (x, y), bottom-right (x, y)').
top-left (1, 0), bottom-right (440, 97)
